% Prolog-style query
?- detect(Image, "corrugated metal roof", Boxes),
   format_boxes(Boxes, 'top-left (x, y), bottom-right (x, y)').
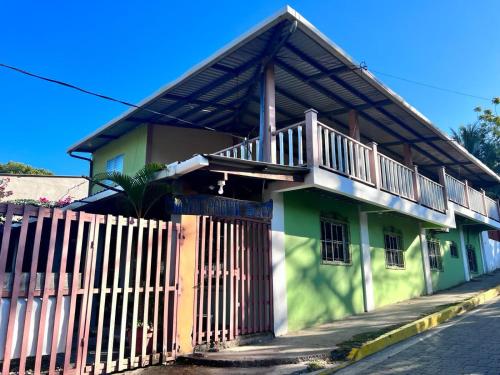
top-left (68, 6), bottom-right (499, 186)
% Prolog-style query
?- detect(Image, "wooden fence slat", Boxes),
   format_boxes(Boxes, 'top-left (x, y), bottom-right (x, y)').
top-left (63, 212), bottom-right (89, 373)
top-left (94, 215), bottom-right (114, 370)
top-left (80, 214), bottom-right (104, 373)
top-left (34, 208), bottom-right (63, 374)
top-left (106, 216), bottom-right (126, 372)
top-left (2, 206), bottom-right (36, 373)
top-left (267, 223), bottom-right (273, 332)
top-left (49, 210), bottom-right (75, 373)
top-left (206, 218), bottom-right (214, 344)
top-left (197, 218), bottom-right (206, 345)
top-left (246, 222), bottom-right (252, 334)
top-left (19, 207), bottom-right (50, 374)
top-left (118, 219), bottom-right (136, 371)
top-left (171, 223), bottom-right (181, 354)
top-left (214, 220), bottom-right (221, 343)
top-left (192, 217), bottom-right (200, 346)
top-left (221, 220), bottom-right (228, 342)
top-left (258, 222), bottom-right (264, 333)
top-left (240, 220), bottom-right (247, 335)
top-left (130, 219), bottom-right (145, 366)
top-left (0, 205), bottom-right (15, 301)
top-left (152, 221), bottom-right (164, 354)
top-left (162, 222), bottom-right (173, 357)
top-left (141, 220), bottom-right (155, 365)
top-left (232, 220), bottom-right (238, 339)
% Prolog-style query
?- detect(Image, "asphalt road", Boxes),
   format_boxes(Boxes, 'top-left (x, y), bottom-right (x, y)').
top-left (338, 295), bottom-right (500, 375)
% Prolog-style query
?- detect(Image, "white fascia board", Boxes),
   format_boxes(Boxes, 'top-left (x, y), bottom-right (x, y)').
top-left (450, 202), bottom-right (500, 230)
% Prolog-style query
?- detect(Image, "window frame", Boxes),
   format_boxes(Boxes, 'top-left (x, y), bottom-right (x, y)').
top-left (383, 231), bottom-right (405, 269)
top-left (466, 244), bottom-right (478, 273)
top-left (427, 237), bottom-right (443, 271)
top-left (449, 241), bottom-right (459, 258)
top-left (320, 217), bottom-right (351, 266)
top-left (106, 154), bottom-right (124, 174)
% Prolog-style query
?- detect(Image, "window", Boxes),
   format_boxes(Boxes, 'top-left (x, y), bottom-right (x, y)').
top-left (384, 232), bottom-right (405, 268)
top-left (320, 218), bottom-right (350, 264)
top-left (106, 154), bottom-right (124, 173)
top-left (466, 245), bottom-right (478, 273)
top-left (427, 238), bottom-right (443, 271)
top-left (449, 241), bottom-right (459, 258)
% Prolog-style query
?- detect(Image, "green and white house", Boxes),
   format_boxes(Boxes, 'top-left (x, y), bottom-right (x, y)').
top-left (68, 7), bottom-right (500, 341)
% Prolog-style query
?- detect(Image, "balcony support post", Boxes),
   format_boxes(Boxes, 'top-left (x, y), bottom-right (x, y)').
top-left (481, 189), bottom-right (487, 216)
top-left (258, 62), bottom-right (276, 163)
top-left (413, 165), bottom-right (421, 203)
top-left (464, 180), bottom-right (471, 208)
top-left (438, 167), bottom-right (449, 211)
top-left (305, 109), bottom-right (320, 168)
top-left (367, 142), bottom-right (380, 189)
top-left (348, 110), bottom-right (360, 141)
top-left (403, 144), bottom-right (413, 167)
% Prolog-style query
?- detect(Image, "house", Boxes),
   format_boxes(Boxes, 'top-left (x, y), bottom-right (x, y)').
top-left (67, 6), bottom-right (500, 348)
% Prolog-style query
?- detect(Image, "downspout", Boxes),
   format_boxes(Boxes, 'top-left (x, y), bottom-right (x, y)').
top-left (68, 151), bottom-right (93, 195)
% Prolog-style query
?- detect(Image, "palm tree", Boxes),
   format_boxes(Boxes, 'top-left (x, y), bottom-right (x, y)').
top-left (93, 163), bottom-right (171, 218)
top-left (451, 123), bottom-right (483, 159)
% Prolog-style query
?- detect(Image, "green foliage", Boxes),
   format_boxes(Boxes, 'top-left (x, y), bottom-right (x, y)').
top-left (93, 163), bottom-right (170, 218)
top-left (0, 161), bottom-right (53, 175)
top-left (452, 98), bottom-right (500, 197)
top-left (0, 177), bottom-right (13, 201)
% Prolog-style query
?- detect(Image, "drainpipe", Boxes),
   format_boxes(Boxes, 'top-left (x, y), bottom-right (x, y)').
top-left (68, 151), bottom-right (93, 195)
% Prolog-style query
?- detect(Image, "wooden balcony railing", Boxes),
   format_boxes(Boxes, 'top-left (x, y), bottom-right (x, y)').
top-left (211, 108), bottom-right (499, 220)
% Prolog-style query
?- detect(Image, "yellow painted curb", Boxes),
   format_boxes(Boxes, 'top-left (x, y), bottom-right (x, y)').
top-left (320, 284), bottom-right (500, 374)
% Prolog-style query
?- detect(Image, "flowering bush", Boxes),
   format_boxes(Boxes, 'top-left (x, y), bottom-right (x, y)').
top-left (5, 196), bottom-right (73, 208)
top-left (0, 178), bottom-right (13, 202)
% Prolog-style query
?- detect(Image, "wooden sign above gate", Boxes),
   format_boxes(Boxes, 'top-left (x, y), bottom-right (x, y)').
top-left (168, 195), bottom-right (273, 220)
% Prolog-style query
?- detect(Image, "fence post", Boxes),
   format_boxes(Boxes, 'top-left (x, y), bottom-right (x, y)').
top-left (413, 165), bottom-right (421, 203)
top-left (305, 109), bottom-right (320, 168)
top-left (464, 180), bottom-right (470, 208)
top-left (367, 142), bottom-right (380, 189)
top-left (438, 167), bottom-right (448, 211)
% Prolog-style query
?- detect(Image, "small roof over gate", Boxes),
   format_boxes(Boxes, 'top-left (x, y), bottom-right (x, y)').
top-left (68, 6), bottom-right (500, 186)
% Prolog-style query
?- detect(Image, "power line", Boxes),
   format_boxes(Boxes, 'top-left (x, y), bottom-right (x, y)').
top-left (0, 62), bottom-right (219, 131)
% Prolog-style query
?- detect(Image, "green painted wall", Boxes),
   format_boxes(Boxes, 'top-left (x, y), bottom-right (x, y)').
top-left (431, 229), bottom-right (467, 291)
top-left (462, 227), bottom-right (485, 276)
top-left (368, 213), bottom-right (427, 308)
top-left (91, 125), bottom-right (148, 192)
top-left (283, 190), bottom-right (365, 332)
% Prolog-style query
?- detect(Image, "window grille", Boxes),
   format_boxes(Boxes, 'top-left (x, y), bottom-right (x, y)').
top-left (320, 218), bottom-right (350, 264)
top-left (384, 232), bottom-right (405, 268)
top-left (427, 238), bottom-right (443, 271)
top-left (449, 241), bottom-right (459, 258)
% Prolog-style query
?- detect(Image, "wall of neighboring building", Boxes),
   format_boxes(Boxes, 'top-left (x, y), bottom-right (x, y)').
top-left (2, 175), bottom-right (88, 202)
top-left (283, 190), bottom-right (365, 332)
top-left (91, 125), bottom-right (147, 192)
top-left (149, 125), bottom-right (233, 164)
top-left (481, 231), bottom-right (500, 272)
top-left (368, 213), bottom-right (427, 308)
top-left (431, 228), bottom-right (468, 292)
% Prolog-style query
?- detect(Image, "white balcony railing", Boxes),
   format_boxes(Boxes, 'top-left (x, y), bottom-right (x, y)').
top-left (317, 121), bottom-right (372, 184)
top-left (379, 154), bottom-right (415, 201)
top-left (211, 109), bottom-right (499, 220)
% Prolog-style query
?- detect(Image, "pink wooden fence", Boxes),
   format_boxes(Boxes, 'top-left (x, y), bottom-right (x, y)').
top-left (0, 203), bottom-right (180, 374)
top-left (192, 216), bottom-right (272, 346)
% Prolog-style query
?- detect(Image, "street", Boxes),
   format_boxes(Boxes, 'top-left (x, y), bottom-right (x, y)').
top-left (338, 296), bottom-right (500, 375)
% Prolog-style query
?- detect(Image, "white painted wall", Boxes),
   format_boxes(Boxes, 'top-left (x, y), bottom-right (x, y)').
top-left (0, 296), bottom-right (70, 360)
top-left (480, 232), bottom-right (500, 272)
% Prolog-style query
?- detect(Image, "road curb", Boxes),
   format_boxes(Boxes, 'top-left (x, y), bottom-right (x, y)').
top-left (321, 284), bottom-right (500, 373)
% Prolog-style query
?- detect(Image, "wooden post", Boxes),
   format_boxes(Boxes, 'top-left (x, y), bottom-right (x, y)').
top-left (348, 110), bottom-right (360, 141)
top-left (438, 167), bottom-right (448, 210)
top-left (368, 142), bottom-right (380, 189)
top-left (259, 62), bottom-right (276, 163)
top-left (413, 165), bottom-right (421, 203)
top-left (481, 189), bottom-right (487, 216)
top-left (305, 109), bottom-right (319, 168)
top-left (464, 180), bottom-right (470, 208)
top-left (403, 144), bottom-right (413, 167)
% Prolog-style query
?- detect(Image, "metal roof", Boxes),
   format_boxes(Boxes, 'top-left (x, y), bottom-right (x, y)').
top-left (68, 6), bottom-right (500, 186)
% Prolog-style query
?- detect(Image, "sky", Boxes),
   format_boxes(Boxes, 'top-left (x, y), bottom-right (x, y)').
top-left (1, 1), bottom-right (499, 175)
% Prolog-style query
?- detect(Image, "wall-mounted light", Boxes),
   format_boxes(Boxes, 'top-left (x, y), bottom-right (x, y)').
top-left (217, 180), bottom-right (225, 195)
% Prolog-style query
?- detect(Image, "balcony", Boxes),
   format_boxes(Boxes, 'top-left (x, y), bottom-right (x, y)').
top-left (213, 109), bottom-right (500, 225)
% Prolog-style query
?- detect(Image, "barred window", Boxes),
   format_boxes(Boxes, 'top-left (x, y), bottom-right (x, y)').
top-left (384, 233), bottom-right (405, 268)
top-left (467, 245), bottom-right (478, 273)
top-left (427, 238), bottom-right (443, 271)
top-left (320, 218), bottom-right (350, 264)
top-left (449, 241), bottom-right (459, 258)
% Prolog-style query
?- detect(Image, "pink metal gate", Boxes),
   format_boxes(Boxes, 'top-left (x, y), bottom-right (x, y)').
top-left (0, 204), bottom-right (180, 374)
top-left (192, 217), bottom-right (273, 346)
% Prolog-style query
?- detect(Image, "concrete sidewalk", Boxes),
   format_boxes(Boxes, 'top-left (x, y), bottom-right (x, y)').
top-left (181, 270), bottom-right (500, 367)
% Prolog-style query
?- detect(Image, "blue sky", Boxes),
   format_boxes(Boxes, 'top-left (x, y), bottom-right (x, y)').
top-left (1, 1), bottom-right (499, 175)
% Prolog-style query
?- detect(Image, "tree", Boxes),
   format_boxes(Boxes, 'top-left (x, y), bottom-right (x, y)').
top-left (93, 163), bottom-right (171, 218)
top-left (0, 178), bottom-right (13, 201)
top-left (0, 161), bottom-right (53, 175)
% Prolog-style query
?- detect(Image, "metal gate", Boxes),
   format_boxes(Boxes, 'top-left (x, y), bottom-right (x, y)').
top-left (192, 217), bottom-right (272, 346)
top-left (0, 204), bottom-right (180, 374)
